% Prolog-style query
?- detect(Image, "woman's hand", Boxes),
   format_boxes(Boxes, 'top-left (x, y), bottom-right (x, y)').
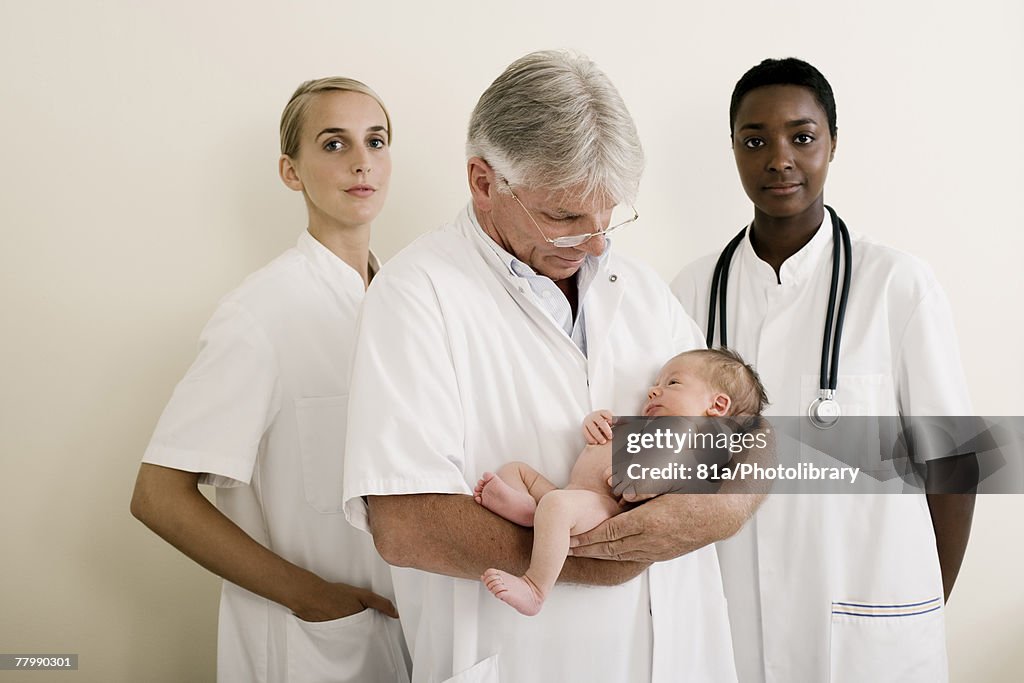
top-left (292, 581), bottom-right (398, 622)
top-left (131, 464), bottom-right (399, 623)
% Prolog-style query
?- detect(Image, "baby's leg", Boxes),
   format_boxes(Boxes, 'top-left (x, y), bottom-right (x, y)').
top-left (474, 461), bottom-right (557, 527)
top-left (483, 489), bottom-right (620, 616)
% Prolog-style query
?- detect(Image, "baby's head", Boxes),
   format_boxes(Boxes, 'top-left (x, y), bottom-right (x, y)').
top-left (643, 348), bottom-right (768, 418)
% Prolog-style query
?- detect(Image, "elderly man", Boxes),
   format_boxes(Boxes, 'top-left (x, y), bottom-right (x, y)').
top-left (343, 50), bottom-right (757, 682)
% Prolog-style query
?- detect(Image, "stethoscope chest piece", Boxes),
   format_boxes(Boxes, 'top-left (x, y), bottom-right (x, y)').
top-left (808, 393), bottom-right (841, 430)
top-left (706, 205), bottom-right (853, 431)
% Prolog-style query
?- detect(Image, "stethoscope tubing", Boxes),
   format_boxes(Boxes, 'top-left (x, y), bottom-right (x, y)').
top-left (826, 207), bottom-right (853, 392)
top-left (706, 205), bottom-right (853, 396)
top-left (706, 228), bottom-right (747, 349)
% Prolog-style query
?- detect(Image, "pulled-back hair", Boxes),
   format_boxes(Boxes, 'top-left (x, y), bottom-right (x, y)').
top-left (729, 57), bottom-right (837, 139)
top-left (280, 77), bottom-right (392, 157)
top-left (466, 50), bottom-right (644, 205)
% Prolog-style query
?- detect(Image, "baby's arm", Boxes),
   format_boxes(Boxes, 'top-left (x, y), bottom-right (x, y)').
top-left (583, 409), bottom-right (616, 445)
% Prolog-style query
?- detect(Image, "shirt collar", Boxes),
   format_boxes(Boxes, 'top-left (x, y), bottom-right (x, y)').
top-left (465, 202), bottom-right (610, 282)
top-left (740, 210), bottom-right (832, 285)
top-left (296, 230), bottom-right (378, 291)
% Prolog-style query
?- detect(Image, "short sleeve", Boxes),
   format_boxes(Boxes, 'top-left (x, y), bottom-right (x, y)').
top-left (343, 266), bottom-right (472, 533)
top-left (895, 280), bottom-right (972, 418)
top-left (142, 300), bottom-right (281, 486)
top-left (670, 293), bottom-right (707, 354)
top-left (672, 247), bottom-right (722, 330)
top-left (670, 265), bottom-right (702, 322)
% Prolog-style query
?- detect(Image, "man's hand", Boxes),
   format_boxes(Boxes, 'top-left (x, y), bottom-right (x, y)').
top-left (574, 416), bottom-right (772, 559)
top-left (583, 410), bottom-right (616, 445)
top-left (569, 492), bottom-right (759, 562)
top-left (292, 581), bottom-right (398, 622)
top-left (604, 465), bottom-right (659, 504)
top-left (570, 495), bottom-right (689, 562)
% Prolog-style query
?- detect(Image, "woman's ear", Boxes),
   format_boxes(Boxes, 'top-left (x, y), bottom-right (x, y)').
top-left (279, 154), bottom-right (304, 192)
top-left (707, 393), bottom-right (731, 417)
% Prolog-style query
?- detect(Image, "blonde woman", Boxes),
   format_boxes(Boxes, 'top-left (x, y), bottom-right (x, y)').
top-left (131, 78), bottom-right (408, 682)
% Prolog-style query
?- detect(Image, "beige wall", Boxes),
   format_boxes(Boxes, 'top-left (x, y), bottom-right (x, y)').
top-left (1, 1), bottom-right (1021, 681)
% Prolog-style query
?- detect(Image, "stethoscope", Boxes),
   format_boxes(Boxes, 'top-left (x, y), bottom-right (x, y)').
top-left (706, 205), bottom-right (853, 429)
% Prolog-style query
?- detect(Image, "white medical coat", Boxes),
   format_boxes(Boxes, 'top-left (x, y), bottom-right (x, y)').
top-left (671, 219), bottom-right (971, 683)
top-left (143, 231), bottom-right (409, 683)
top-left (343, 205), bottom-right (737, 683)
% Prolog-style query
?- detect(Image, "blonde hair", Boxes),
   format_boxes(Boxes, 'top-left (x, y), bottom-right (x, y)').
top-left (279, 77), bottom-right (392, 157)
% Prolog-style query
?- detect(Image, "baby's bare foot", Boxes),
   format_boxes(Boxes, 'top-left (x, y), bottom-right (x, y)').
top-left (481, 568), bottom-right (545, 616)
top-left (474, 472), bottom-right (536, 527)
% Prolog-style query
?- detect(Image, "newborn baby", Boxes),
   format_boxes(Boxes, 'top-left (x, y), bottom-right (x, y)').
top-left (475, 348), bottom-right (767, 615)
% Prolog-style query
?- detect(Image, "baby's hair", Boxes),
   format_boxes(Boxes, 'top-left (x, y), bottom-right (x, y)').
top-left (677, 348), bottom-right (769, 416)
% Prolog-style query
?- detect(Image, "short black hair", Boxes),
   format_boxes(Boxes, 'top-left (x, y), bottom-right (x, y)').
top-left (729, 58), bottom-right (837, 139)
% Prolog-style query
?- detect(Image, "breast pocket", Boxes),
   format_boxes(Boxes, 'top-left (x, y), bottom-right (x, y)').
top-left (829, 597), bottom-right (947, 683)
top-left (800, 373), bottom-right (897, 417)
top-left (295, 395), bottom-right (349, 514)
top-left (286, 608), bottom-right (409, 683)
top-left (799, 374), bottom-right (902, 487)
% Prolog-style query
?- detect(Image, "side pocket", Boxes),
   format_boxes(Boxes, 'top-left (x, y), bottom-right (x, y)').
top-left (286, 608), bottom-right (409, 683)
top-left (443, 654), bottom-right (501, 683)
top-left (829, 597), bottom-right (947, 683)
top-left (295, 395), bottom-right (348, 513)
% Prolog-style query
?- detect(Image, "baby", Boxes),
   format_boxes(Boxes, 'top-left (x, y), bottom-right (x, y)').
top-left (474, 348), bottom-right (768, 616)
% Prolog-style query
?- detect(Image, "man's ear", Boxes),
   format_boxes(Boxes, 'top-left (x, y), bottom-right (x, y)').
top-left (467, 156), bottom-right (497, 211)
top-left (279, 154), bottom-right (304, 192)
top-left (707, 393), bottom-right (731, 417)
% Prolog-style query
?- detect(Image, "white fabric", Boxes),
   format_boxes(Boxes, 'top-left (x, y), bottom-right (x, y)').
top-left (671, 217), bottom-right (971, 683)
top-left (143, 231), bottom-right (409, 683)
top-left (344, 204), bottom-right (737, 683)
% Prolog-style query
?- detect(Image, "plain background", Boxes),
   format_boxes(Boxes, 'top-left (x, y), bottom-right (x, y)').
top-left (1, 1), bottom-right (1021, 681)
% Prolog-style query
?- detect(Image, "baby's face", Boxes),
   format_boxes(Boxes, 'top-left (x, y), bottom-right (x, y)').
top-left (643, 355), bottom-right (723, 418)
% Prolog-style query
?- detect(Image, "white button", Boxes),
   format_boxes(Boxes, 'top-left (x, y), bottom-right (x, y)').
top-left (609, 274), bottom-right (618, 282)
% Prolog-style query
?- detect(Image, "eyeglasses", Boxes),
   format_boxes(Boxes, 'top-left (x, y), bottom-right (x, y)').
top-left (503, 179), bottom-right (639, 248)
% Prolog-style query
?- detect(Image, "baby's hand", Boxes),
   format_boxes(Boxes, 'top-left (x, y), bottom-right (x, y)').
top-left (583, 410), bottom-right (616, 445)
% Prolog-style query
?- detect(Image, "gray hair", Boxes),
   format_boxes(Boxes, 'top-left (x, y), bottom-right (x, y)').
top-left (466, 50), bottom-right (644, 204)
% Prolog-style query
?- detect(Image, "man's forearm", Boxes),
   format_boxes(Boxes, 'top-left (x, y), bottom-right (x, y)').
top-left (368, 493), bottom-right (648, 585)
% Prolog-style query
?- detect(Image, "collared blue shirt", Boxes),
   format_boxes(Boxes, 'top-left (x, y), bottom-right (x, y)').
top-left (469, 204), bottom-right (608, 357)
